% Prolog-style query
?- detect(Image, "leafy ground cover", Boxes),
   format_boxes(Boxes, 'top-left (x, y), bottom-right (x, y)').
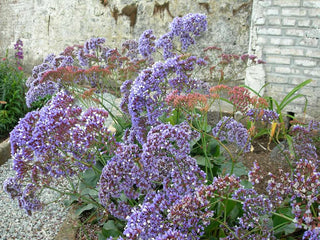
top-left (2, 13), bottom-right (320, 240)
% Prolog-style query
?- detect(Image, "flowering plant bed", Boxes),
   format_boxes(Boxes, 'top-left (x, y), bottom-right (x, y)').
top-left (3, 13), bottom-right (320, 240)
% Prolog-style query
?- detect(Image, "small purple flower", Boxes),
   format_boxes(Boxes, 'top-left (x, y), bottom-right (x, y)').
top-left (122, 39), bottom-right (139, 60)
top-left (212, 116), bottom-right (251, 152)
top-left (138, 29), bottom-right (156, 58)
top-left (170, 13), bottom-right (207, 51)
top-left (8, 90), bottom-right (115, 215)
top-left (156, 32), bottom-right (175, 60)
top-left (14, 39), bottom-right (24, 66)
top-left (246, 109), bottom-right (279, 123)
top-left (3, 177), bottom-right (22, 200)
top-left (155, 229), bottom-right (187, 240)
top-left (83, 37), bottom-right (106, 54)
top-left (303, 228), bottom-right (320, 240)
top-left (17, 184), bottom-right (43, 216)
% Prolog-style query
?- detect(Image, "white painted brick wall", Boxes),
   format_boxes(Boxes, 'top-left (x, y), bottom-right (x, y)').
top-left (246, 0), bottom-right (320, 120)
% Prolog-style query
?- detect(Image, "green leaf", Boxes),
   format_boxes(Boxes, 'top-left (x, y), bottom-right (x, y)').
top-left (101, 220), bottom-right (122, 238)
top-left (207, 139), bottom-right (220, 157)
top-left (74, 203), bottom-right (96, 216)
top-left (279, 79), bottom-right (312, 110)
top-left (240, 179), bottom-right (253, 189)
top-left (213, 155), bottom-right (226, 165)
top-left (195, 155), bottom-right (214, 168)
top-left (221, 160), bottom-right (247, 177)
top-left (273, 207), bottom-right (296, 236)
top-left (80, 168), bottom-right (100, 189)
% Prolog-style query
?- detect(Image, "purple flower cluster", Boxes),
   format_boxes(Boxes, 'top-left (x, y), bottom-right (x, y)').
top-left (5, 90), bottom-right (115, 214)
top-left (246, 108), bottom-right (279, 124)
top-left (224, 188), bottom-right (275, 240)
top-left (289, 123), bottom-right (319, 163)
top-left (122, 39), bottom-right (139, 61)
top-left (14, 39), bottom-right (23, 67)
top-left (127, 55), bottom-right (206, 143)
top-left (99, 122), bottom-right (208, 239)
top-left (83, 37), bottom-right (106, 55)
top-left (25, 37), bottom-right (112, 107)
top-left (155, 13), bottom-right (207, 59)
top-left (212, 116), bottom-right (251, 152)
top-left (25, 52), bottom-right (75, 107)
top-left (138, 29), bottom-right (156, 58)
top-left (170, 13), bottom-right (207, 51)
top-left (3, 177), bottom-right (42, 216)
top-left (265, 121), bottom-right (320, 233)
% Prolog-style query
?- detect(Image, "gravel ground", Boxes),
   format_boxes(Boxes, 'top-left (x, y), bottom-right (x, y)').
top-left (0, 158), bottom-right (68, 240)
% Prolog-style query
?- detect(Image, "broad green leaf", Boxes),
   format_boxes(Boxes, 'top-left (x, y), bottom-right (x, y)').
top-left (195, 155), bottom-right (214, 168)
top-left (207, 139), bottom-right (220, 157)
top-left (74, 203), bottom-right (96, 216)
top-left (221, 160), bottom-right (247, 177)
top-left (101, 220), bottom-right (122, 238)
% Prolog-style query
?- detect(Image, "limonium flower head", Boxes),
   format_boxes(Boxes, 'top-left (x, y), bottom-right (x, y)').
top-left (155, 13), bottom-right (207, 59)
top-left (3, 177), bottom-right (22, 200)
top-left (99, 122), bottom-right (207, 238)
top-left (122, 39), bottom-right (139, 60)
top-left (6, 90), bottom-right (115, 215)
top-left (246, 108), bottom-right (279, 123)
top-left (138, 29), bottom-right (156, 58)
top-left (83, 37), bottom-right (106, 54)
top-left (170, 13), bottom-right (207, 51)
top-left (290, 123), bottom-right (319, 163)
top-left (212, 116), bottom-right (251, 152)
top-left (127, 54), bottom-right (206, 143)
top-left (14, 39), bottom-right (24, 67)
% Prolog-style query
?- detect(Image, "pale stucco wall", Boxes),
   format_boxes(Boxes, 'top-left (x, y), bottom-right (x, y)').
top-left (0, 0), bottom-right (252, 73)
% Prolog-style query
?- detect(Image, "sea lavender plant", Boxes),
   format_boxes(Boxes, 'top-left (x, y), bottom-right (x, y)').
top-left (125, 54), bottom-right (207, 144)
top-left (4, 90), bottom-right (116, 215)
top-left (99, 122), bottom-right (207, 239)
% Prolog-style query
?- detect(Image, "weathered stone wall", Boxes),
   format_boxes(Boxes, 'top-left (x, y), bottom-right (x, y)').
top-left (0, 0), bottom-right (252, 73)
top-left (246, 0), bottom-right (320, 120)
top-left (1, 0), bottom-right (320, 119)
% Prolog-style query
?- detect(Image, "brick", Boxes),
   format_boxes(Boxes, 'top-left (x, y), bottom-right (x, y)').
top-left (268, 17), bottom-right (281, 25)
top-left (304, 69), bottom-right (320, 77)
top-left (266, 8), bottom-right (280, 15)
top-left (299, 38), bottom-right (319, 47)
top-left (257, 27), bottom-right (282, 35)
top-left (281, 48), bottom-right (305, 56)
top-left (274, 66), bottom-right (292, 74)
top-left (282, 18), bottom-right (296, 26)
top-left (265, 84), bottom-right (285, 93)
top-left (257, 0), bottom-right (273, 7)
top-left (290, 77), bottom-right (314, 85)
top-left (263, 46), bottom-right (282, 54)
top-left (285, 28), bottom-right (306, 37)
top-left (273, 0), bottom-right (301, 7)
top-left (305, 49), bottom-right (320, 57)
top-left (256, 36), bottom-right (268, 45)
top-left (255, 17), bottom-right (266, 25)
top-left (297, 19), bottom-right (311, 27)
top-left (303, 0), bottom-right (320, 8)
top-left (269, 37), bottom-right (295, 45)
top-left (294, 59), bottom-right (317, 67)
top-left (281, 8), bottom-right (307, 17)
top-left (266, 55), bottom-right (291, 64)
top-left (308, 8), bottom-right (320, 17)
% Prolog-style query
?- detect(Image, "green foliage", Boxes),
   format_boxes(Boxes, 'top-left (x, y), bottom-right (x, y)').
top-left (0, 57), bottom-right (28, 138)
